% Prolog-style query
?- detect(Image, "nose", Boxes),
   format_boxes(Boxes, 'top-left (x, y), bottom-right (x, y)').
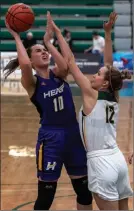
top-left (42, 51), bottom-right (46, 55)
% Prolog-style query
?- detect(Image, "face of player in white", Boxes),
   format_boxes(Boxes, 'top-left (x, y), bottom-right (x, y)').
top-left (30, 44), bottom-right (50, 69)
top-left (91, 66), bottom-right (110, 91)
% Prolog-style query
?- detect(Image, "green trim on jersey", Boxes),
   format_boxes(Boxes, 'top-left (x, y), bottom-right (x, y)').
top-left (98, 91), bottom-right (117, 102)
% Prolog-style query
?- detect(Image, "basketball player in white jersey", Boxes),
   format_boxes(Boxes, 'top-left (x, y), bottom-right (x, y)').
top-left (47, 12), bottom-right (133, 210)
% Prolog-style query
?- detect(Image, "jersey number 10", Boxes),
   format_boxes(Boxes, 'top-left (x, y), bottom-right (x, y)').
top-left (53, 96), bottom-right (64, 112)
top-left (106, 105), bottom-right (115, 124)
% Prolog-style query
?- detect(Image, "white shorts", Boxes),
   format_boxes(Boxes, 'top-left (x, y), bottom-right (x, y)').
top-left (87, 147), bottom-right (133, 201)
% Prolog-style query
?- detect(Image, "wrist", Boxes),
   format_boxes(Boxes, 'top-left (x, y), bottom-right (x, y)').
top-left (44, 40), bottom-right (51, 45)
top-left (105, 30), bottom-right (111, 34)
top-left (55, 30), bottom-right (62, 36)
top-left (14, 35), bottom-right (20, 41)
top-left (44, 36), bottom-right (50, 43)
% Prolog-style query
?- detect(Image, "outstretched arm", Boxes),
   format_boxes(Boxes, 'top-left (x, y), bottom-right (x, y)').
top-left (44, 12), bottom-right (68, 78)
top-left (103, 12), bottom-right (118, 65)
top-left (49, 13), bottom-right (93, 95)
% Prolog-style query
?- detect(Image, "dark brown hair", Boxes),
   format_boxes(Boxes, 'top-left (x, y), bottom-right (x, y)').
top-left (105, 65), bottom-right (131, 101)
top-left (105, 65), bottom-right (131, 91)
top-left (3, 44), bottom-right (48, 79)
top-left (3, 47), bottom-right (33, 79)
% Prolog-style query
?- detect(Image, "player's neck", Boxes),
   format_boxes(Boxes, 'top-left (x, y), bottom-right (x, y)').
top-left (36, 67), bottom-right (50, 79)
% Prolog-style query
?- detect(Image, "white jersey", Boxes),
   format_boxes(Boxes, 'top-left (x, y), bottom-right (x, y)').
top-left (79, 91), bottom-right (119, 152)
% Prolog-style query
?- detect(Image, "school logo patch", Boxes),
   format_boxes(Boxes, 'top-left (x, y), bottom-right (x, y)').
top-left (46, 162), bottom-right (57, 170)
top-left (41, 82), bottom-right (46, 86)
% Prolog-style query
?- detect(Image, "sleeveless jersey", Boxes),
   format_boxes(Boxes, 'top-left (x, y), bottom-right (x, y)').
top-left (79, 91), bottom-right (119, 152)
top-left (31, 71), bottom-right (78, 127)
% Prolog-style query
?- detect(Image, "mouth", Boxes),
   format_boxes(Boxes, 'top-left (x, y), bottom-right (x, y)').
top-left (42, 55), bottom-right (49, 60)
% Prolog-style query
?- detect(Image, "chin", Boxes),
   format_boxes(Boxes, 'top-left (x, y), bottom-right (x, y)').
top-left (92, 84), bottom-right (98, 90)
top-left (43, 61), bottom-right (50, 66)
top-left (93, 87), bottom-right (98, 91)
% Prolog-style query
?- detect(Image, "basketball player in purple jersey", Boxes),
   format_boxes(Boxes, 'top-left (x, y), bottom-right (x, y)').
top-left (3, 16), bottom-right (92, 210)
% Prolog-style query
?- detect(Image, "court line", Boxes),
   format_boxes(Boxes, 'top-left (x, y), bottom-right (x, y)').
top-left (12, 194), bottom-right (75, 210)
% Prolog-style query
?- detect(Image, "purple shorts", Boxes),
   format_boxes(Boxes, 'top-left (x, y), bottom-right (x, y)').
top-left (36, 125), bottom-right (87, 181)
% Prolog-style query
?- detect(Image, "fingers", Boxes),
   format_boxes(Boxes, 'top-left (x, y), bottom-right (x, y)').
top-left (109, 11), bottom-right (118, 24)
top-left (5, 19), bottom-right (14, 32)
top-left (5, 19), bottom-right (10, 29)
top-left (46, 11), bottom-right (60, 34)
top-left (48, 11), bottom-right (53, 22)
top-left (103, 20), bottom-right (107, 27)
top-left (47, 11), bottom-right (53, 24)
top-left (103, 11), bottom-right (118, 30)
top-left (46, 11), bottom-right (53, 30)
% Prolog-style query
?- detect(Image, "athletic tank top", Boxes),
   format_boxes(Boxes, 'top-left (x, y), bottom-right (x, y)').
top-left (30, 71), bottom-right (78, 127)
top-left (79, 91), bottom-right (119, 152)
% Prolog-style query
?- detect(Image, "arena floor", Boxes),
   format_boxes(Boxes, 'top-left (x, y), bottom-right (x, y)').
top-left (1, 94), bottom-right (133, 210)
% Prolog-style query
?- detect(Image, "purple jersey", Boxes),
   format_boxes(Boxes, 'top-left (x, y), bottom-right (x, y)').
top-left (31, 71), bottom-right (78, 127)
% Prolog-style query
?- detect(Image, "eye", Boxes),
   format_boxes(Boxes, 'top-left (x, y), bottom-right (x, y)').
top-left (43, 49), bottom-right (48, 53)
top-left (35, 49), bottom-right (41, 52)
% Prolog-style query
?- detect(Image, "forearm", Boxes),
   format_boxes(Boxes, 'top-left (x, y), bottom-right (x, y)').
top-left (55, 31), bottom-right (73, 60)
top-left (14, 36), bottom-right (34, 86)
top-left (15, 36), bottom-right (31, 67)
top-left (104, 31), bottom-right (113, 65)
top-left (54, 30), bottom-right (91, 90)
top-left (45, 41), bottom-right (67, 70)
top-left (68, 59), bottom-right (92, 94)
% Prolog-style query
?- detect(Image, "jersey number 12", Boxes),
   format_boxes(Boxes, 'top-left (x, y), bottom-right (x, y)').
top-left (53, 96), bottom-right (64, 112)
top-left (106, 105), bottom-right (115, 124)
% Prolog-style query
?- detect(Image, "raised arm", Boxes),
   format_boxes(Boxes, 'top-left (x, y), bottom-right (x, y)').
top-left (49, 13), bottom-right (93, 95)
top-left (103, 12), bottom-right (118, 65)
top-left (44, 12), bottom-right (68, 78)
top-left (5, 21), bottom-right (35, 89)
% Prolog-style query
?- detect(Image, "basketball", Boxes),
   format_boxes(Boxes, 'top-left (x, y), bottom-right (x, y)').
top-left (6, 3), bottom-right (35, 32)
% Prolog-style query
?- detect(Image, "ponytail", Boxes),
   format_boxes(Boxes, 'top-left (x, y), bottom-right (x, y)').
top-left (3, 45), bottom-right (33, 80)
top-left (120, 69), bottom-right (131, 80)
top-left (3, 58), bottom-right (19, 79)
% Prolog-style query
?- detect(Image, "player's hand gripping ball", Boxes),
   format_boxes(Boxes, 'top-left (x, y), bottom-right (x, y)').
top-left (6, 3), bottom-right (35, 32)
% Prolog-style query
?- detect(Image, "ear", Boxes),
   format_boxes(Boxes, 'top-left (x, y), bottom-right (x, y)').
top-left (30, 58), bottom-right (33, 63)
top-left (103, 80), bottom-right (109, 88)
